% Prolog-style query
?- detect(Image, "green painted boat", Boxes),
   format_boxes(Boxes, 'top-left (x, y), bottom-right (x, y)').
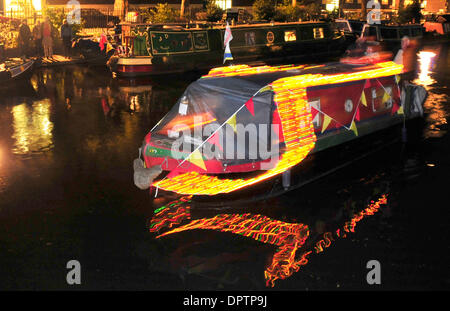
top-left (108, 21), bottom-right (346, 77)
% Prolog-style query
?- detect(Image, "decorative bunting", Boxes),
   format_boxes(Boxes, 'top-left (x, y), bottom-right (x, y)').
top-left (364, 79), bottom-right (371, 89)
top-left (207, 132), bottom-right (223, 151)
top-left (223, 22), bottom-right (233, 63)
top-left (391, 102), bottom-right (400, 115)
top-left (382, 91), bottom-right (391, 104)
top-left (355, 106), bottom-right (360, 121)
top-left (360, 91), bottom-right (367, 107)
top-left (397, 105), bottom-right (404, 115)
top-left (245, 98), bottom-right (255, 116)
top-left (186, 149), bottom-right (206, 171)
top-left (350, 120), bottom-right (358, 136)
top-left (311, 106), bottom-right (318, 119)
top-left (321, 115), bottom-right (332, 133)
top-left (106, 43), bottom-right (114, 53)
top-left (226, 114), bottom-right (237, 132)
top-left (395, 75), bottom-right (400, 84)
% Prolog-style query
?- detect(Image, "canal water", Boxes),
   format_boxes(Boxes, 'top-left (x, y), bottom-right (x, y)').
top-left (0, 44), bottom-right (449, 290)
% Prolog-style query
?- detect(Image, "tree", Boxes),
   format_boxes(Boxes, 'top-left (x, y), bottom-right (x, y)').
top-left (397, 0), bottom-right (422, 24)
top-left (143, 4), bottom-right (178, 23)
top-left (252, 0), bottom-right (276, 21)
top-left (205, 0), bottom-right (224, 22)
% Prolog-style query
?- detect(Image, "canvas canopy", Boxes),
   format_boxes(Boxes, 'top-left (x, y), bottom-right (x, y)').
top-left (151, 73), bottom-right (293, 166)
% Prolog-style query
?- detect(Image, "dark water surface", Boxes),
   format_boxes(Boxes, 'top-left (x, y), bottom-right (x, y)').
top-left (0, 45), bottom-right (449, 290)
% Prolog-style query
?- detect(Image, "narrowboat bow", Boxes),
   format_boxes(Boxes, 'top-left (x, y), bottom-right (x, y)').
top-left (134, 59), bottom-right (427, 196)
top-left (0, 58), bottom-right (34, 86)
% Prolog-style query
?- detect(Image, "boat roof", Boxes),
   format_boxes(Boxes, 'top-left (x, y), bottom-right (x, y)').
top-left (125, 21), bottom-right (330, 31)
top-left (201, 62), bottom-right (384, 94)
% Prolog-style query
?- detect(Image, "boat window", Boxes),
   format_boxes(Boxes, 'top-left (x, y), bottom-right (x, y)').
top-left (313, 28), bottom-right (324, 39)
top-left (380, 27), bottom-right (398, 39)
top-left (399, 28), bottom-right (411, 38)
top-left (336, 21), bottom-right (350, 32)
top-left (245, 32), bottom-right (256, 46)
top-left (193, 31), bottom-right (209, 51)
top-left (284, 30), bottom-right (297, 42)
top-left (371, 85), bottom-right (393, 112)
top-left (300, 26), bottom-right (313, 40)
top-left (349, 21), bottom-right (363, 33)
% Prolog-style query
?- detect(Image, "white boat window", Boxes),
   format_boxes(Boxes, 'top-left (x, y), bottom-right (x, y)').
top-left (313, 28), bottom-right (324, 39)
top-left (245, 32), bottom-right (256, 46)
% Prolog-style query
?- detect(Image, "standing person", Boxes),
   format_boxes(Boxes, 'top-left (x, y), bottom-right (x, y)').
top-left (32, 21), bottom-right (42, 56)
top-left (60, 19), bottom-right (72, 58)
top-left (113, 21), bottom-right (122, 45)
top-left (42, 17), bottom-right (53, 59)
top-left (18, 19), bottom-right (32, 58)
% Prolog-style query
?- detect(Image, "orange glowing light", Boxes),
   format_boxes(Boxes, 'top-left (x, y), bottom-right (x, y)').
top-left (155, 212), bottom-right (310, 287)
top-left (343, 194), bottom-right (388, 233)
top-left (151, 194), bottom-right (389, 287)
top-left (149, 196), bottom-right (192, 233)
top-left (153, 62), bottom-right (402, 196)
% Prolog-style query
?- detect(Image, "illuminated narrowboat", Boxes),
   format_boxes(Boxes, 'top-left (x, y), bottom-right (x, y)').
top-left (133, 59), bottom-right (426, 196)
top-left (108, 21), bottom-right (345, 77)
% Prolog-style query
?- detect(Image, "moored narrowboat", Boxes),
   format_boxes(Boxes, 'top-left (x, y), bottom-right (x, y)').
top-left (108, 21), bottom-right (345, 77)
top-left (361, 23), bottom-right (424, 53)
top-left (0, 58), bottom-right (34, 88)
top-left (133, 54), bottom-right (427, 196)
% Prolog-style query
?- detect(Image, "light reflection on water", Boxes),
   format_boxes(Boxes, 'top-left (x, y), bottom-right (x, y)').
top-left (11, 99), bottom-right (54, 155)
top-left (0, 45), bottom-right (448, 290)
top-left (414, 51), bottom-right (437, 87)
top-left (414, 47), bottom-right (449, 139)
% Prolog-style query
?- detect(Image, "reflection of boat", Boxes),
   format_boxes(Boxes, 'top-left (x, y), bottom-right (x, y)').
top-left (108, 22), bottom-right (345, 77)
top-left (134, 59), bottom-right (426, 196)
top-left (0, 58), bottom-right (34, 86)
